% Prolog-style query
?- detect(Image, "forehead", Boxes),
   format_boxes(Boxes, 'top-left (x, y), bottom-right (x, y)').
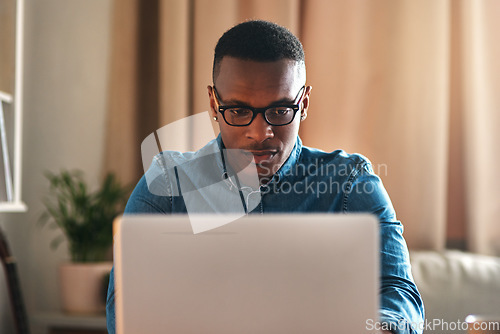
top-left (214, 57), bottom-right (303, 101)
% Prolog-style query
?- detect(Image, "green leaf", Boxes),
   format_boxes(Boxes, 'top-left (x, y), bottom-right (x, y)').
top-left (39, 169), bottom-right (131, 262)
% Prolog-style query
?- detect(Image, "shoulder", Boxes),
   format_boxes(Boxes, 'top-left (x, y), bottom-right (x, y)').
top-left (153, 138), bottom-right (220, 170)
top-left (124, 174), bottom-right (172, 214)
top-left (124, 139), bottom-right (220, 214)
top-left (299, 145), bottom-right (374, 176)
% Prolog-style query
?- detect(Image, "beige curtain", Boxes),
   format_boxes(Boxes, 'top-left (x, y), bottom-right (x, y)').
top-left (459, 0), bottom-right (500, 255)
top-left (104, 0), bottom-right (500, 255)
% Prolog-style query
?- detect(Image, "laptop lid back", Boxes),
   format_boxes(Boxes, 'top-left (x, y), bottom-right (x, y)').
top-left (114, 214), bottom-right (379, 334)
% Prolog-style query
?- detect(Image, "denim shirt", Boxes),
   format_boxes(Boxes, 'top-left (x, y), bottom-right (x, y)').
top-left (106, 135), bottom-right (424, 334)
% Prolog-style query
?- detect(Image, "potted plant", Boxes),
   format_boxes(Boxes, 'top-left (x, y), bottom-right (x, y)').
top-left (40, 170), bottom-right (130, 314)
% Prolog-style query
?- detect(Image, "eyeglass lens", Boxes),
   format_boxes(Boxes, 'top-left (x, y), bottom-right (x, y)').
top-left (224, 107), bottom-right (295, 126)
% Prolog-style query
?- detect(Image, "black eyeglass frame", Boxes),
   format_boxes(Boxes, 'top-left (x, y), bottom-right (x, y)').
top-left (211, 85), bottom-right (306, 126)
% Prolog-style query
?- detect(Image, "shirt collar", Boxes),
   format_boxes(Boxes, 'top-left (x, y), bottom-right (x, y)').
top-left (215, 134), bottom-right (226, 175)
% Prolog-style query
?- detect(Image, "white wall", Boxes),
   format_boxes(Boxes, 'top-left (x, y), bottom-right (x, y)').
top-left (0, 0), bottom-right (112, 332)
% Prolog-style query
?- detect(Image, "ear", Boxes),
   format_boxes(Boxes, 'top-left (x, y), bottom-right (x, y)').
top-left (300, 86), bottom-right (312, 120)
top-left (207, 85), bottom-right (218, 120)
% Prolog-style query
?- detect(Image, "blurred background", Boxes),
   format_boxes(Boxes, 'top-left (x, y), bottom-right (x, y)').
top-left (0, 0), bottom-right (499, 333)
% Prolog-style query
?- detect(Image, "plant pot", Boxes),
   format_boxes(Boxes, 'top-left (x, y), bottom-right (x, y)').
top-left (59, 262), bottom-right (113, 314)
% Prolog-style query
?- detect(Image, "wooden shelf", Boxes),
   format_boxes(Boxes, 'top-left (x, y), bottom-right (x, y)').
top-left (0, 91), bottom-right (13, 103)
top-left (0, 201), bottom-right (27, 212)
top-left (0, 0), bottom-right (25, 212)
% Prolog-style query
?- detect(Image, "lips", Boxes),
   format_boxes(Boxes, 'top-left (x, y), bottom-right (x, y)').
top-left (246, 150), bottom-right (277, 164)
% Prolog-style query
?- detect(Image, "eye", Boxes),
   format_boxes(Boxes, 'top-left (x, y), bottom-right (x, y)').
top-left (268, 107), bottom-right (292, 116)
top-left (227, 108), bottom-right (252, 117)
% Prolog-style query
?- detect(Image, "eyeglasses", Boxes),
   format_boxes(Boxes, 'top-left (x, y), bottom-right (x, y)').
top-left (212, 85), bottom-right (306, 126)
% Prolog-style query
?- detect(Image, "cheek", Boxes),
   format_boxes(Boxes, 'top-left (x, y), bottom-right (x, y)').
top-left (283, 119), bottom-right (301, 140)
top-left (275, 120), bottom-right (300, 147)
top-left (218, 123), bottom-right (242, 148)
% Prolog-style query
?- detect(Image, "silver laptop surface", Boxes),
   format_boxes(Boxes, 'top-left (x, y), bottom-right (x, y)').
top-left (114, 214), bottom-right (379, 334)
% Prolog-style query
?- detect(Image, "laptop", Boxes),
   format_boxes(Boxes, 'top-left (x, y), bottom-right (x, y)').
top-left (114, 214), bottom-right (379, 334)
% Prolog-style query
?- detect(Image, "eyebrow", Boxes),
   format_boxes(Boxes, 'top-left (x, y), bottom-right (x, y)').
top-left (221, 96), bottom-right (296, 107)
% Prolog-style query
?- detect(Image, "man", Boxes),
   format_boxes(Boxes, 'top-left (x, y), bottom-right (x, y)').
top-left (107, 20), bottom-right (424, 334)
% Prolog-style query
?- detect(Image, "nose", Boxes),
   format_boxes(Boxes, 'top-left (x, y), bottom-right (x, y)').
top-left (245, 113), bottom-right (274, 143)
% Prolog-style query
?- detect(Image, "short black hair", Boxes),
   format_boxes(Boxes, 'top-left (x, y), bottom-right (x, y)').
top-left (212, 20), bottom-right (305, 83)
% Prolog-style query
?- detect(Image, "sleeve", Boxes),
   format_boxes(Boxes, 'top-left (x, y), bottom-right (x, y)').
top-left (106, 174), bottom-right (172, 334)
top-left (343, 159), bottom-right (425, 334)
top-left (123, 174), bottom-right (172, 214)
